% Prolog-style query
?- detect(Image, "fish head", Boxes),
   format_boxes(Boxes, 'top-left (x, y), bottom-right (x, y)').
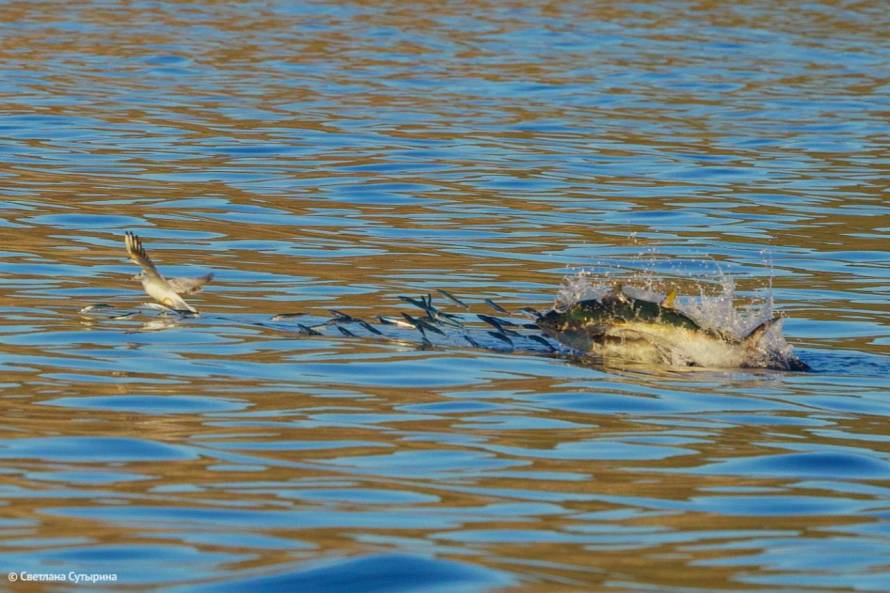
top-left (536, 309), bottom-right (564, 333)
top-left (538, 302), bottom-right (611, 352)
top-left (539, 300), bottom-right (609, 331)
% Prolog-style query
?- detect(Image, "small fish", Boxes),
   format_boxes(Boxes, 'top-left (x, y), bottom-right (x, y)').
top-left (517, 306), bottom-right (541, 319)
top-left (401, 295), bottom-right (460, 331)
top-left (79, 304), bottom-right (135, 320)
top-left (80, 304), bottom-right (113, 314)
top-left (379, 315), bottom-right (415, 329)
top-left (529, 334), bottom-right (557, 352)
top-left (477, 314), bottom-right (520, 336)
top-left (297, 324), bottom-right (322, 336)
top-left (312, 317), bottom-right (339, 327)
top-left (328, 309), bottom-right (356, 322)
top-left (356, 319), bottom-right (383, 335)
top-left (477, 314), bottom-right (504, 330)
top-left (463, 334), bottom-right (481, 348)
top-left (488, 330), bottom-right (514, 347)
top-left (477, 313), bottom-right (517, 327)
top-left (400, 312), bottom-right (420, 327)
top-left (433, 311), bottom-right (464, 328)
top-left (399, 295), bottom-right (435, 314)
top-left (402, 313), bottom-right (445, 336)
top-left (437, 289), bottom-right (469, 309)
top-left (418, 318), bottom-right (446, 336)
top-left (484, 298), bottom-right (509, 314)
top-left (271, 312), bottom-right (305, 321)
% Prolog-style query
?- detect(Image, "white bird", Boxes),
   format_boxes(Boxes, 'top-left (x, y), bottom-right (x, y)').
top-left (124, 231), bottom-right (212, 313)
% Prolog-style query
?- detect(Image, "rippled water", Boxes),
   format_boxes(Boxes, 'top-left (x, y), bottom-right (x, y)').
top-left (1, 1), bottom-right (888, 592)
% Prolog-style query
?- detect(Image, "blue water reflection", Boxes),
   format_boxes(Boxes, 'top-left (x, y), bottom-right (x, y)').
top-left (0, 0), bottom-right (888, 591)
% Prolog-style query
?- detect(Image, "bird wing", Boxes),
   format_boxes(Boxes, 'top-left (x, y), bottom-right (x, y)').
top-left (166, 273), bottom-right (214, 295)
top-left (124, 231), bottom-right (164, 281)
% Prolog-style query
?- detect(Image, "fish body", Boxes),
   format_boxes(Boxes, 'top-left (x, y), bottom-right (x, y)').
top-left (484, 298), bottom-right (509, 314)
top-left (545, 288), bottom-right (710, 334)
top-left (437, 289), bottom-right (468, 309)
top-left (538, 288), bottom-right (809, 371)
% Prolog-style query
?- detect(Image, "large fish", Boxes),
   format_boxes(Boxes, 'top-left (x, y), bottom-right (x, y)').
top-left (537, 285), bottom-right (810, 371)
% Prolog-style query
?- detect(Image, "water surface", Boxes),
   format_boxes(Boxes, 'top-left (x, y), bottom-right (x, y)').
top-left (1, 1), bottom-right (888, 592)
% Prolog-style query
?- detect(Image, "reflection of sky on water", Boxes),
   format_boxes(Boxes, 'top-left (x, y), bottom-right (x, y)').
top-left (0, 1), bottom-right (887, 591)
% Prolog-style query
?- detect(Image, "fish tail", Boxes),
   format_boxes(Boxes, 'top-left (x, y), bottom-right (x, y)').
top-left (743, 315), bottom-right (782, 347)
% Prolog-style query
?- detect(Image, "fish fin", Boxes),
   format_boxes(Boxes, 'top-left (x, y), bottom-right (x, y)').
top-left (604, 283), bottom-right (628, 304)
top-left (604, 327), bottom-right (648, 342)
top-left (660, 290), bottom-right (677, 308)
top-left (743, 316), bottom-right (782, 347)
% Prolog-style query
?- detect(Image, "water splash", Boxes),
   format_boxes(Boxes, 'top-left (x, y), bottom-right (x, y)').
top-left (552, 265), bottom-right (802, 370)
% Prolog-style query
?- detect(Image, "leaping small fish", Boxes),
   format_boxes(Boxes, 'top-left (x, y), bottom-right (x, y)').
top-left (537, 285), bottom-right (810, 371)
top-left (124, 231), bottom-right (213, 314)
